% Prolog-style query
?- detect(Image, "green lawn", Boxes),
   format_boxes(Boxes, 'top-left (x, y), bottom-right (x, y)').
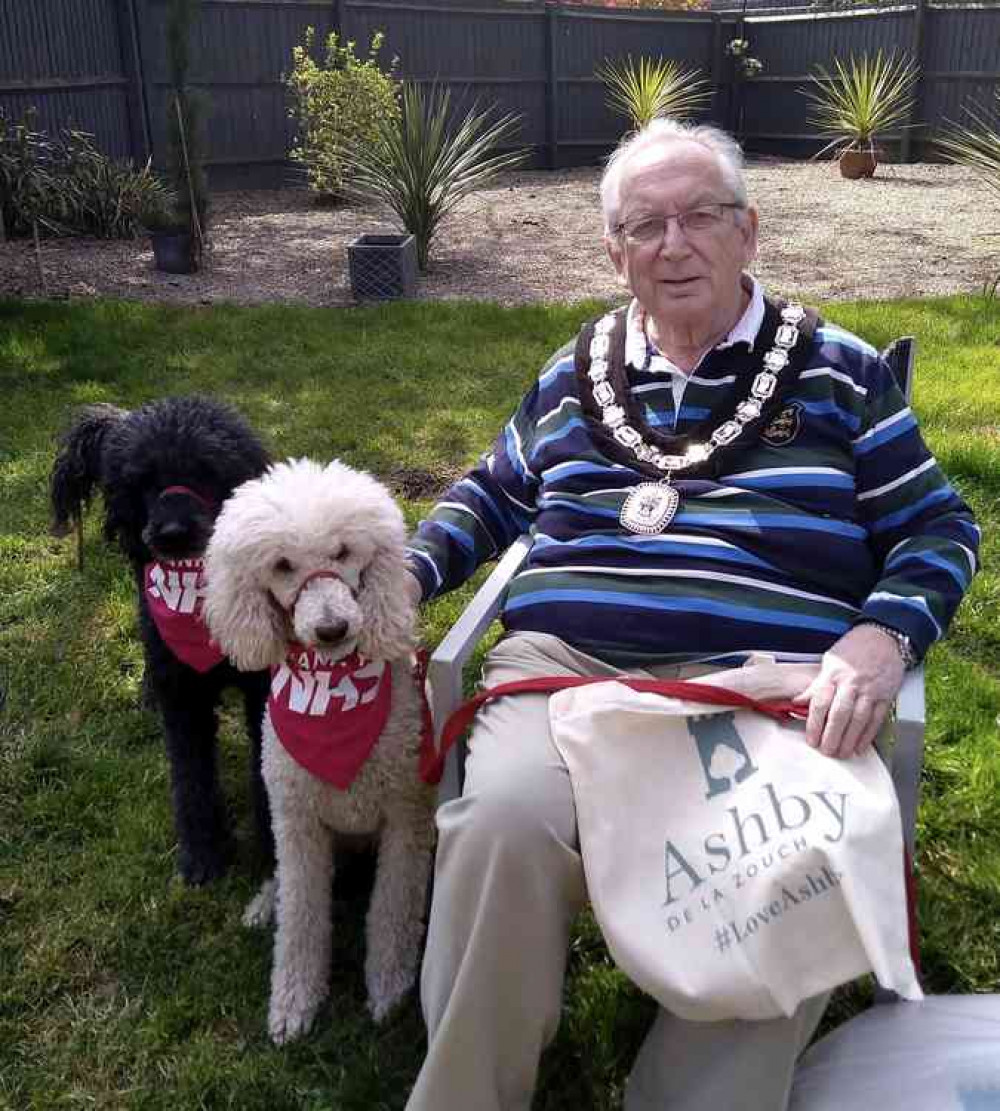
top-left (1, 294), bottom-right (998, 1110)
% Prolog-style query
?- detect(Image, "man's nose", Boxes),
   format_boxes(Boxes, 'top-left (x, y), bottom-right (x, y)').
top-left (657, 216), bottom-right (690, 256)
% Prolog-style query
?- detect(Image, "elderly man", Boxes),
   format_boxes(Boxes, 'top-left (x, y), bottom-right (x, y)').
top-left (402, 119), bottom-right (978, 1111)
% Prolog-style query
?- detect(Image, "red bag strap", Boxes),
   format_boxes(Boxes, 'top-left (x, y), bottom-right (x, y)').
top-left (435, 675), bottom-right (806, 770)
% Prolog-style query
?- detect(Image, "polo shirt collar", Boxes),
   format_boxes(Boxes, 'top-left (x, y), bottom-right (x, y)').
top-left (624, 275), bottom-right (766, 372)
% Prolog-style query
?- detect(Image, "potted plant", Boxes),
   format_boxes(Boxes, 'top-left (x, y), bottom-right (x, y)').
top-left (140, 186), bottom-right (189, 273)
top-left (150, 0), bottom-right (209, 273)
top-left (805, 51), bottom-right (918, 179)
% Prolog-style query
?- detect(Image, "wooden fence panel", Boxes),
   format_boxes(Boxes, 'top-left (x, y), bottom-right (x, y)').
top-left (344, 1), bottom-right (550, 161)
top-left (0, 0), bottom-right (134, 159)
top-left (742, 7), bottom-right (915, 156)
top-left (135, 0), bottom-right (336, 187)
top-left (553, 7), bottom-right (722, 163)
top-left (1, 0), bottom-right (998, 186)
top-left (920, 4), bottom-right (1000, 153)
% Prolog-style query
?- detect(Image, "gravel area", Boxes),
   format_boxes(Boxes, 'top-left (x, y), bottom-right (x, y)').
top-left (0, 160), bottom-right (995, 307)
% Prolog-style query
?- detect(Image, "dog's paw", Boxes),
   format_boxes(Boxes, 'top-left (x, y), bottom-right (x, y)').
top-left (178, 847), bottom-right (229, 886)
top-left (365, 962), bottom-right (416, 1025)
top-left (243, 878), bottom-right (277, 928)
top-left (268, 991), bottom-right (324, 1045)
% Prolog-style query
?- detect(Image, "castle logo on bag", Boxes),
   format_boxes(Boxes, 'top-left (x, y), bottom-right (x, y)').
top-left (688, 713), bottom-right (759, 799)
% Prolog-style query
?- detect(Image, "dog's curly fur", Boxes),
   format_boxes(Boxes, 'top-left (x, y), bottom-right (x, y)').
top-left (49, 396), bottom-right (274, 885)
top-left (203, 458), bottom-right (436, 1044)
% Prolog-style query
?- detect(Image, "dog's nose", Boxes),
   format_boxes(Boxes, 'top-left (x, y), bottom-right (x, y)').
top-left (314, 619), bottom-right (349, 646)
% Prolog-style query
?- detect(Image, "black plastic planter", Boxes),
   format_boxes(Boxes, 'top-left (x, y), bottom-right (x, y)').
top-left (347, 233), bottom-right (417, 301)
top-left (150, 229), bottom-right (195, 274)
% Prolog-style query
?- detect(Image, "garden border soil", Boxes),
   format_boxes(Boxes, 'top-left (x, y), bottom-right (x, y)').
top-left (0, 162), bottom-right (994, 309)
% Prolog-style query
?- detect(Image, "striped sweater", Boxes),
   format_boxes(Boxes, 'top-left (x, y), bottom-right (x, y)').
top-left (406, 301), bottom-right (978, 668)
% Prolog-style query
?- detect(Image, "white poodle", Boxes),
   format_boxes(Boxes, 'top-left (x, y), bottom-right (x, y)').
top-left (203, 458), bottom-right (436, 1044)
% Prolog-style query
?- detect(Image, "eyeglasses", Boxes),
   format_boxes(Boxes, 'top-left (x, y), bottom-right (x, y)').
top-left (616, 203), bottom-right (744, 245)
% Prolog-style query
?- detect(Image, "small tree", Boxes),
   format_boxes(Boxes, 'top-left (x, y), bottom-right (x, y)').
top-left (286, 28), bottom-right (400, 201)
top-left (159, 0), bottom-right (209, 269)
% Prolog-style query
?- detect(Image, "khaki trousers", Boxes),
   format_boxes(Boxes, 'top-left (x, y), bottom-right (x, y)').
top-left (406, 632), bottom-right (828, 1111)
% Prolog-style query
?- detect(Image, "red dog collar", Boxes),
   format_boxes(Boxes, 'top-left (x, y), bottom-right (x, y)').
top-left (160, 485), bottom-right (216, 512)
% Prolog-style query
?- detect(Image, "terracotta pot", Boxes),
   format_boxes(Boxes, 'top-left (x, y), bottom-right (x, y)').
top-left (839, 149), bottom-right (878, 180)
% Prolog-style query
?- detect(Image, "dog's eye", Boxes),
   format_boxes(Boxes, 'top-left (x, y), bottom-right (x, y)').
top-left (331, 545), bottom-right (349, 562)
top-left (274, 557), bottom-right (294, 574)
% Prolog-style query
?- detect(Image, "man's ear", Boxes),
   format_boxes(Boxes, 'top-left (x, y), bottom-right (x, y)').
top-left (605, 232), bottom-right (630, 289)
top-left (741, 204), bottom-right (760, 265)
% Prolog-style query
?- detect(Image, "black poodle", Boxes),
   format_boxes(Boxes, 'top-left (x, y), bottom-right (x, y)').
top-left (50, 396), bottom-right (274, 885)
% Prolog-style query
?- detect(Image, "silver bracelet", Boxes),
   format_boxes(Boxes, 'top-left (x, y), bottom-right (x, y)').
top-left (859, 622), bottom-right (918, 670)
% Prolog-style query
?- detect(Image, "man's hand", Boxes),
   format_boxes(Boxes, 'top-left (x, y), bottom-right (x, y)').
top-left (791, 625), bottom-right (905, 759)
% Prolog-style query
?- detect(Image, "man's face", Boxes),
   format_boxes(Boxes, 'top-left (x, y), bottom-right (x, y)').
top-left (605, 142), bottom-right (758, 334)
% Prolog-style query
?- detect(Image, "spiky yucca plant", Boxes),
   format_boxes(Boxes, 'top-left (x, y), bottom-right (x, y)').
top-left (805, 50), bottom-right (918, 161)
top-left (344, 82), bottom-right (528, 272)
top-left (596, 56), bottom-right (710, 131)
top-left (938, 92), bottom-right (1000, 296)
top-left (937, 91), bottom-right (1000, 199)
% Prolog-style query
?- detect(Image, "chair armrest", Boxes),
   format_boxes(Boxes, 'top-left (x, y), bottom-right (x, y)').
top-left (864, 665), bottom-right (926, 1006)
top-left (429, 535), bottom-right (533, 801)
top-left (892, 665), bottom-right (926, 862)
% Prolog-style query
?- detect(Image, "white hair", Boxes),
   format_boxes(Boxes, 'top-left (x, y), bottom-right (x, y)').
top-left (600, 118), bottom-right (749, 234)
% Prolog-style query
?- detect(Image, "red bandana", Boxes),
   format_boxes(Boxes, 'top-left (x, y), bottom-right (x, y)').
top-left (268, 649), bottom-right (394, 789)
top-left (144, 559), bottom-right (225, 673)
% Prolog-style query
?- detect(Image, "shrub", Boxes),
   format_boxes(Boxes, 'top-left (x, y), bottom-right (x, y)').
top-left (0, 109), bottom-right (175, 240)
top-left (286, 27), bottom-right (400, 200)
top-left (343, 82), bottom-right (528, 272)
top-left (0, 109), bottom-right (56, 239)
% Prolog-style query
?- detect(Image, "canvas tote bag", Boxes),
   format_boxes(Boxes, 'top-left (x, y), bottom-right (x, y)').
top-left (547, 679), bottom-right (923, 1022)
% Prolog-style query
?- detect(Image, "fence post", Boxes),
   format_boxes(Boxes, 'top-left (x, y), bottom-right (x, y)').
top-left (901, 0), bottom-right (927, 163)
top-left (116, 0), bottom-right (152, 164)
top-left (545, 2), bottom-right (559, 170)
top-left (710, 13), bottom-right (726, 130)
top-left (331, 0), bottom-right (343, 40)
